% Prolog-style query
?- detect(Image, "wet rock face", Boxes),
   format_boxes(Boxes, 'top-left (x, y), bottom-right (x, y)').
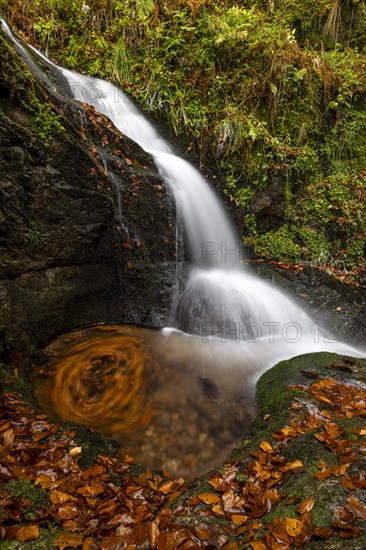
top-left (0, 31), bottom-right (176, 353)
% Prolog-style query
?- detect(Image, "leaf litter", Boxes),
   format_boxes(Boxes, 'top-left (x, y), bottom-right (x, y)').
top-left (1, 359), bottom-right (366, 548)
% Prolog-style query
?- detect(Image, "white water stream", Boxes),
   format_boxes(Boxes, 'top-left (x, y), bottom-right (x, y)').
top-left (1, 20), bottom-right (364, 401)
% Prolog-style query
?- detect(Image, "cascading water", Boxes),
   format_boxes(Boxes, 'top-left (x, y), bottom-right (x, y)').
top-left (55, 67), bottom-right (363, 364)
top-left (2, 19), bottom-right (364, 477)
top-left (1, 18), bottom-right (364, 385)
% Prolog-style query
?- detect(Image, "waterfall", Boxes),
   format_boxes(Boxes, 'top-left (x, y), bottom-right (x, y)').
top-left (1, 19), bottom-right (363, 383)
top-left (57, 71), bottom-right (239, 269)
top-left (47, 68), bottom-right (366, 367)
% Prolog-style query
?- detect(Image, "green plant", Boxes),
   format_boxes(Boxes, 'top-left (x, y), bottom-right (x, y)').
top-left (27, 221), bottom-right (49, 248)
top-left (3, 0), bottom-right (366, 278)
top-left (5, 479), bottom-right (50, 510)
top-left (253, 226), bottom-right (302, 263)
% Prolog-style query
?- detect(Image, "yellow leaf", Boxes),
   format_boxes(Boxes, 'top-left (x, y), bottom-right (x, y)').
top-left (69, 446), bottom-right (82, 457)
top-left (283, 460), bottom-right (303, 471)
top-left (285, 518), bottom-right (303, 536)
top-left (259, 441), bottom-right (273, 452)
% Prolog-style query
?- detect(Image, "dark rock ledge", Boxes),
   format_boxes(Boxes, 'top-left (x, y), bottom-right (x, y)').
top-left (0, 26), bottom-right (176, 359)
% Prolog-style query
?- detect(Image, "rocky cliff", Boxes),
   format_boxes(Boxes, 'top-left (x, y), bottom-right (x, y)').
top-left (0, 27), bottom-right (176, 359)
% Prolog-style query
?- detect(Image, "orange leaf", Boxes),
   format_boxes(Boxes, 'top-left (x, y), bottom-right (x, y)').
top-left (55, 533), bottom-right (84, 549)
top-left (51, 490), bottom-right (77, 504)
top-left (212, 504), bottom-right (225, 516)
top-left (209, 477), bottom-right (223, 490)
top-left (148, 521), bottom-right (159, 549)
top-left (250, 542), bottom-right (266, 550)
top-left (17, 525), bottom-right (39, 541)
top-left (82, 464), bottom-right (104, 480)
top-left (158, 478), bottom-right (184, 495)
top-left (35, 473), bottom-right (53, 489)
top-left (197, 492), bottom-right (220, 504)
top-left (231, 514), bottom-right (248, 525)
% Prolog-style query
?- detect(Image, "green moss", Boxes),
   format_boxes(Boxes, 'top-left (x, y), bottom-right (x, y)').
top-left (0, 33), bottom-right (64, 146)
top-left (5, 479), bottom-right (49, 509)
top-left (21, 94), bottom-right (64, 146)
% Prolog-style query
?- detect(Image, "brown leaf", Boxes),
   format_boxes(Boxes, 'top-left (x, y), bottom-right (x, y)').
top-left (58, 503), bottom-right (79, 519)
top-left (298, 498), bottom-right (315, 514)
top-left (312, 527), bottom-right (333, 539)
top-left (148, 521), bottom-right (159, 549)
top-left (132, 521), bottom-right (146, 545)
top-left (35, 473), bottom-right (53, 489)
top-left (83, 537), bottom-right (98, 550)
top-left (3, 428), bottom-right (14, 444)
top-left (339, 526), bottom-right (361, 538)
top-left (222, 490), bottom-right (244, 513)
top-left (333, 505), bottom-right (355, 523)
top-left (17, 525), bottom-right (39, 541)
top-left (99, 535), bottom-right (125, 549)
top-left (82, 464), bottom-right (104, 480)
top-left (97, 500), bottom-right (117, 515)
top-left (195, 527), bottom-right (211, 540)
top-left (345, 496), bottom-right (366, 520)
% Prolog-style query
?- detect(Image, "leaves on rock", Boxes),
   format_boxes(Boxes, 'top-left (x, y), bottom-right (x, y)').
top-left (1, 362), bottom-right (365, 547)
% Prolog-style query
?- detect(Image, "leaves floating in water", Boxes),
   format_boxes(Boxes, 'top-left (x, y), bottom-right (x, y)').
top-left (39, 331), bottom-right (156, 438)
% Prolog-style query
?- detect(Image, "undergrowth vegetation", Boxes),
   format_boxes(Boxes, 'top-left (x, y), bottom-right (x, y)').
top-left (1, 0), bottom-right (365, 279)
